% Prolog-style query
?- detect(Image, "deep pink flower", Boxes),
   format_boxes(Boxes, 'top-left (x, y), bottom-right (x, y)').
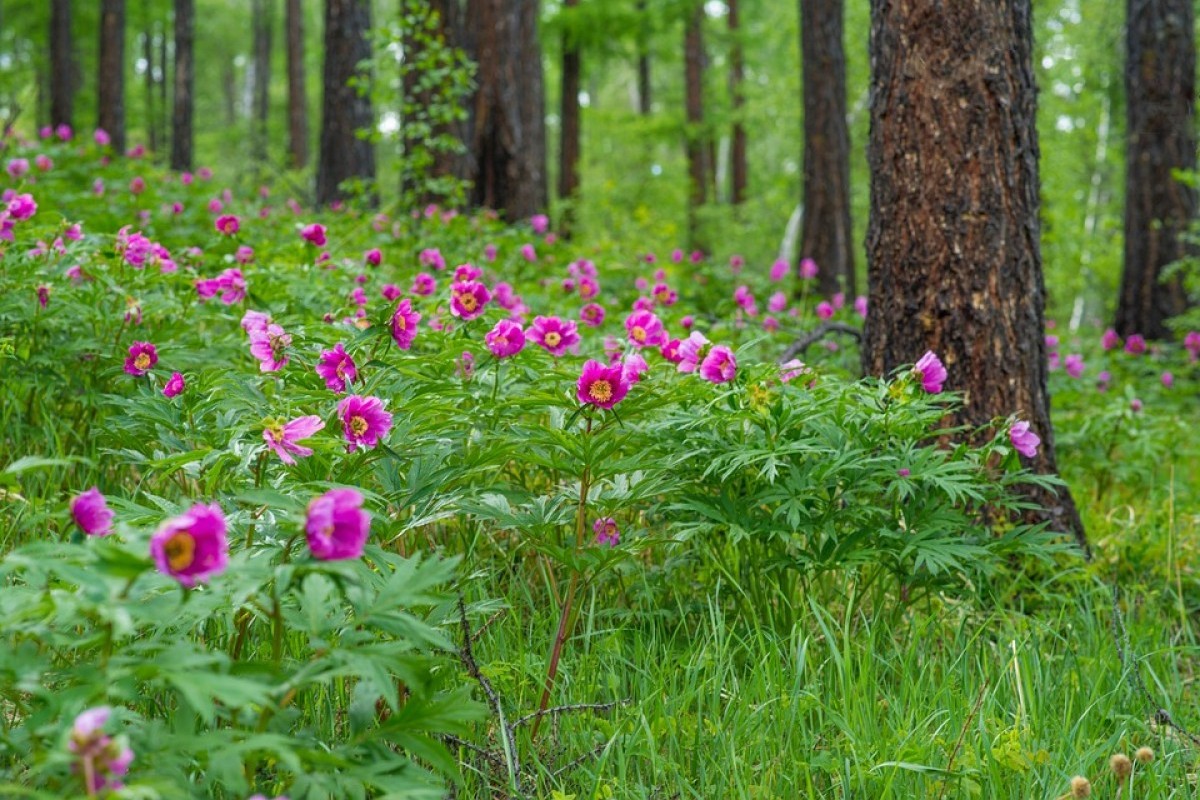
top-left (249, 324), bottom-right (291, 372)
top-left (1064, 354), bottom-right (1084, 378)
top-left (622, 353), bottom-right (649, 384)
top-left (816, 301), bottom-right (834, 320)
top-left (316, 343), bottom-right (357, 392)
top-left (390, 299), bottom-right (421, 349)
top-left (624, 310), bottom-right (666, 348)
top-left (770, 258), bottom-right (790, 281)
top-left (520, 243), bottom-right (537, 262)
top-left (215, 215), bottom-right (240, 235)
top-left (300, 222), bottom-right (327, 246)
top-left (483, 243), bottom-right (497, 261)
top-left (1184, 331), bottom-right (1200, 359)
top-left (7, 193), bottom-right (36, 221)
top-left (364, 248), bottom-right (382, 266)
top-left (306, 488), bottom-right (371, 560)
top-left (450, 280), bottom-right (491, 321)
top-left (530, 316), bottom-right (580, 357)
top-left (580, 277), bottom-right (601, 301)
top-left (1009, 420), bottom-right (1040, 459)
top-left (94, 128), bottom-right (111, 146)
top-left (699, 345), bottom-right (737, 384)
top-left (677, 331), bottom-right (711, 373)
top-left (197, 268), bottom-right (245, 304)
top-left (129, 176), bottom-right (145, 194)
top-left (767, 291), bottom-right (787, 313)
top-left (593, 517), bottom-right (620, 547)
top-left (124, 341), bottom-right (158, 376)
top-left (1131, 398), bottom-right (1143, 412)
top-left (1162, 371), bottom-right (1174, 388)
top-left (163, 372), bottom-right (185, 398)
top-left (411, 272), bottom-right (436, 296)
top-left (799, 258), bottom-right (819, 279)
top-left (531, 214), bottom-right (550, 234)
top-left (854, 295), bottom-right (868, 319)
top-left (70, 487), bottom-right (114, 537)
top-left (36, 285), bottom-right (50, 308)
top-left (235, 245), bottom-right (255, 264)
top-left (580, 303), bottom-right (605, 327)
top-left (264, 415), bottom-right (325, 464)
top-left (150, 503), bottom-right (229, 587)
top-left (380, 284), bottom-right (401, 301)
top-left (1101, 328), bottom-right (1121, 351)
top-left (577, 360), bottom-right (629, 409)
top-left (6, 158), bottom-right (29, 178)
top-left (454, 263), bottom-right (482, 281)
top-left (913, 351), bottom-right (947, 393)
top-left (337, 395), bottom-right (392, 452)
top-left (69, 706), bottom-right (132, 794)
top-left (661, 338), bottom-right (683, 364)
top-left (241, 310), bottom-right (271, 337)
top-left (1125, 334), bottom-right (1146, 355)
top-left (459, 350), bottom-right (475, 380)
top-left (485, 319), bottom-right (526, 358)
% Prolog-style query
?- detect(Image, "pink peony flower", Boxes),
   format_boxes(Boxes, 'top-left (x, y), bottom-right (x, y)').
top-left (1101, 328), bottom-right (1121, 351)
top-left (531, 214), bottom-right (549, 234)
top-left (390, 299), bottom-right (421, 349)
top-left (816, 301), bottom-right (834, 320)
top-left (768, 291), bottom-right (788, 313)
top-left (580, 303), bottom-right (605, 327)
top-left (150, 503), bottom-right (229, 587)
top-left (661, 338), bottom-right (683, 364)
top-left (70, 487), bottom-right (114, 537)
top-left (249, 324), bottom-right (291, 372)
top-left (337, 395), bottom-right (392, 452)
top-left (1125, 334), bottom-right (1146, 355)
top-left (577, 360), bottom-right (629, 409)
top-left (316, 343), bottom-right (357, 392)
top-left (1009, 420), bottom-right (1040, 458)
top-left (799, 258), bottom-right (819, 279)
top-left (300, 222), bottom-right (327, 246)
top-left (485, 319), bottom-right (526, 358)
top-left (449, 280), bottom-right (491, 321)
top-left (1184, 331), bottom-right (1200, 360)
top-left (677, 331), bottom-right (711, 373)
top-left (913, 351), bottom-right (947, 393)
top-left (306, 488), bottom-right (371, 560)
top-left (411, 272), bottom-right (436, 296)
top-left (593, 517), bottom-right (620, 547)
top-left (235, 245), bottom-right (255, 264)
top-left (264, 415), bottom-right (325, 465)
top-left (162, 372), bottom-right (185, 398)
top-left (124, 341), bottom-right (158, 376)
top-left (770, 258), bottom-right (790, 281)
top-left (454, 263), bottom-right (482, 281)
top-left (529, 316), bottom-right (580, 357)
top-left (420, 247), bottom-right (446, 270)
top-left (214, 214), bottom-right (240, 235)
top-left (854, 295), bottom-right (868, 319)
top-left (1162, 371), bottom-right (1174, 388)
top-left (241, 310), bottom-right (271, 337)
top-left (7, 193), bottom-right (37, 221)
top-left (699, 345), bottom-right (737, 384)
top-left (520, 243), bottom-right (537, 262)
top-left (624, 310), bottom-right (667, 348)
top-left (1064, 354), bottom-right (1084, 378)
top-left (364, 248), bottom-right (382, 266)
top-left (483, 243), bottom-right (497, 261)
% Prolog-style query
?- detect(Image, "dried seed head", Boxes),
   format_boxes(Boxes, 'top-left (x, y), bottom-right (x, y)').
top-left (1135, 746), bottom-right (1154, 764)
top-left (1110, 753), bottom-right (1133, 781)
top-left (1070, 775), bottom-right (1092, 798)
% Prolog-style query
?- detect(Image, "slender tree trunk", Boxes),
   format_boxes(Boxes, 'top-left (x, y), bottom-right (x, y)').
top-left (684, 2), bottom-right (708, 247)
top-left (286, 0), bottom-right (308, 168)
top-left (637, 0), bottom-right (651, 115)
top-left (98, 0), bottom-right (127, 152)
top-left (316, 0), bottom-right (376, 206)
top-left (252, 0), bottom-right (273, 163)
top-left (728, 0), bottom-right (746, 205)
top-left (800, 0), bottom-right (853, 297)
top-left (1116, 0), bottom-right (1196, 339)
top-left (171, 0), bottom-right (194, 170)
top-left (862, 0), bottom-right (1086, 551)
top-left (50, 0), bottom-right (73, 128)
top-left (141, 2), bottom-right (157, 153)
top-left (464, 0), bottom-right (547, 221)
top-left (558, 0), bottom-right (581, 231)
top-left (158, 19), bottom-right (168, 145)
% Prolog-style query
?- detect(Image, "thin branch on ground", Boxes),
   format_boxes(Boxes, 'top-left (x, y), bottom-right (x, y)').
top-left (457, 594), bottom-right (521, 795)
top-left (779, 322), bottom-right (862, 363)
top-left (513, 700), bottom-right (626, 730)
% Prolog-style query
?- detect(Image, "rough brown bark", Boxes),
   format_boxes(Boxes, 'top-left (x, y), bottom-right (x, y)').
top-left (141, 1), bottom-right (157, 153)
top-left (98, 0), bottom-right (126, 152)
top-left (728, 0), bottom-right (746, 205)
top-left (463, 0), bottom-right (547, 221)
top-left (684, 3), bottom-right (708, 246)
top-left (316, 0), bottom-right (376, 206)
top-left (252, 0), bottom-right (273, 163)
top-left (862, 0), bottom-right (1086, 551)
top-left (1116, 0), bottom-right (1196, 339)
top-left (50, 0), bottom-right (73, 128)
top-left (800, 0), bottom-right (853, 297)
top-left (637, 0), bottom-right (651, 115)
top-left (558, 0), bottom-right (581, 229)
top-left (286, 0), bottom-right (309, 168)
top-left (171, 0), bottom-right (194, 170)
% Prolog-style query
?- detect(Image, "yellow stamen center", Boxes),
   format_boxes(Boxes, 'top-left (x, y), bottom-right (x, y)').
top-left (632, 326), bottom-right (647, 343)
top-left (134, 353), bottom-right (151, 370)
top-left (350, 415), bottom-right (369, 436)
top-left (164, 532), bottom-right (196, 571)
top-left (544, 331), bottom-right (562, 348)
top-left (590, 380), bottom-right (613, 403)
top-left (457, 292), bottom-right (478, 312)
top-left (266, 422), bottom-right (284, 442)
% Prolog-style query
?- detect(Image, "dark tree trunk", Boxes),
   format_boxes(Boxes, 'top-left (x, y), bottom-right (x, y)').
top-left (1116, 0), bottom-right (1197, 339)
top-left (141, 2), bottom-right (157, 153)
top-left (158, 19), bottom-right (168, 140)
top-left (728, 0), bottom-right (746, 205)
top-left (223, 59), bottom-right (236, 127)
top-left (800, 0), bottom-right (853, 297)
top-left (558, 0), bottom-right (581, 230)
top-left (171, 0), bottom-right (194, 170)
top-left (316, 0), bottom-right (376, 206)
top-left (463, 0), bottom-right (547, 221)
top-left (50, 0), bottom-right (73, 128)
top-left (637, 0), bottom-right (651, 115)
top-left (286, 0), bottom-right (308, 168)
top-left (252, 0), bottom-right (273, 163)
top-left (684, 2), bottom-right (708, 247)
top-left (862, 0), bottom-right (1086, 551)
top-left (98, 0), bottom-right (126, 152)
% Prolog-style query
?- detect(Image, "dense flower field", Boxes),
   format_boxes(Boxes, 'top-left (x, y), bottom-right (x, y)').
top-left (3, 130), bottom-right (1200, 798)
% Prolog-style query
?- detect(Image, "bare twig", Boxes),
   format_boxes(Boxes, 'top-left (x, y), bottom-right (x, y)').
top-left (779, 322), bottom-right (862, 363)
top-left (456, 595), bottom-right (521, 795)
top-left (472, 607), bottom-right (508, 643)
top-left (937, 680), bottom-right (988, 800)
top-left (550, 742), bottom-right (608, 779)
top-left (443, 733), bottom-right (506, 768)
top-left (513, 700), bottom-right (626, 730)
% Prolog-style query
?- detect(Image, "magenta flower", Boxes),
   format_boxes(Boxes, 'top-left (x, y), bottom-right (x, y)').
top-left (450, 280), bottom-right (491, 321)
top-left (593, 517), bottom-right (620, 547)
top-left (770, 258), bottom-right (790, 281)
top-left (580, 303), bottom-right (606, 327)
top-left (799, 258), bottom-right (819, 279)
top-left (768, 291), bottom-right (788, 313)
top-left (411, 272), bottom-right (436, 296)
top-left (7, 193), bottom-right (37, 221)
top-left (316, 343), bottom-right (357, 392)
top-left (577, 360), bottom-right (630, 409)
top-left (854, 295), bottom-right (868, 319)
top-left (1101, 328), bottom-right (1121, 351)
top-left (622, 353), bottom-right (649, 384)
top-left (1184, 331), bottom-right (1200, 360)
top-left (677, 331), bottom-right (711, 373)
top-left (530, 316), bottom-right (580, 357)
top-left (214, 214), bottom-right (240, 235)
top-left (163, 372), bottom-right (185, 398)
top-left (485, 319), bottom-right (526, 358)
top-left (264, 415), bottom-right (325, 465)
top-left (454, 263), bottom-right (482, 281)
top-left (305, 488), bottom-right (371, 561)
top-left (580, 277), bottom-right (601, 301)
top-left (699, 345), bottom-right (737, 384)
top-left (197, 268), bottom-right (246, 304)
top-left (1009, 420), bottom-right (1040, 459)
top-left (661, 338), bottom-right (683, 364)
top-left (1162, 371), bottom-right (1174, 388)
top-left (249, 324), bottom-right (291, 372)
top-left (300, 222), bottom-right (327, 246)
top-left (337, 395), bottom-right (392, 452)
top-left (816, 301), bottom-right (834, 320)
top-left (69, 706), bottom-right (133, 795)
top-left (520, 243), bottom-right (537, 262)
top-left (124, 341), bottom-right (158, 376)
top-left (390, 298), bottom-right (421, 350)
top-left (235, 245), bottom-right (255, 264)
top-left (1064, 354), bottom-right (1084, 378)
top-left (36, 285), bottom-right (50, 308)
top-left (913, 351), bottom-right (947, 393)
top-left (364, 248), bottom-right (382, 266)
top-left (241, 309), bottom-right (271, 337)
top-left (1125, 334), bottom-right (1146, 355)
top-left (150, 503), bottom-right (229, 587)
top-left (531, 214), bottom-right (550, 234)
top-left (624, 310), bottom-right (667, 348)
top-left (70, 487), bottom-right (114, 537)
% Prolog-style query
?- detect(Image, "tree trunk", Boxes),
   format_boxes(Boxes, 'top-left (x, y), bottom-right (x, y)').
top-left (800, 0), bottom-right (853, 297)
top-left (141, 1), bottom-right (157, 153)
top-left (252, 0), bottom-right (273, 164)
top-left (1116, 0), bottom-right (1196, 339)
top-left (316, 0), bottom-right (376, 206)
top-left (728, 0), bottom-right (746, 205)
top-left (684, 2), bottom-right (707, 247)
top-left (464, 0), bottom-right (547, 221)
top-left (862, 0), bottom-right (1086, 551)
top-left (171, 0), bottom-right (194, 170)
top-left (50, 0), bottom-right (73, 128)
top-left (98, 0), bottom-right (126, 152)
top-left (637, 0), bottom-right (651, 114)
top-left (286, 0), bottom-right (308, 169)
top-left (558, 0), bottom-right (581, 230)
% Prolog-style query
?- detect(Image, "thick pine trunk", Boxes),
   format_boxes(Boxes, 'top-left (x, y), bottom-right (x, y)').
top-left (171, 0), bottom-right (194, 170)
top-left (684, 3), bottom-right (707, 247)
top-left (728, 0), bottom-right (746, 205)
top-left (558, 0), bottom-right (581, 230)
top-left (286, 0), bottom-right (309, 169)
top-left (98, 0), bottom-right (126, 152)
top-left (252, 0), bottom-right (273, 163)
top-left (316, 0), bottom-right (376, 206)
top-left (50, 0), bottom-right (73, 128)
top-left (862, 0), bottom-right (1086, 551)
top-left (1116, 0), bottom-right (1196, 339)
top-left (799, 0), bottom-right (853, 297)
top-left (464, 0), bottom-right (547, 222)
